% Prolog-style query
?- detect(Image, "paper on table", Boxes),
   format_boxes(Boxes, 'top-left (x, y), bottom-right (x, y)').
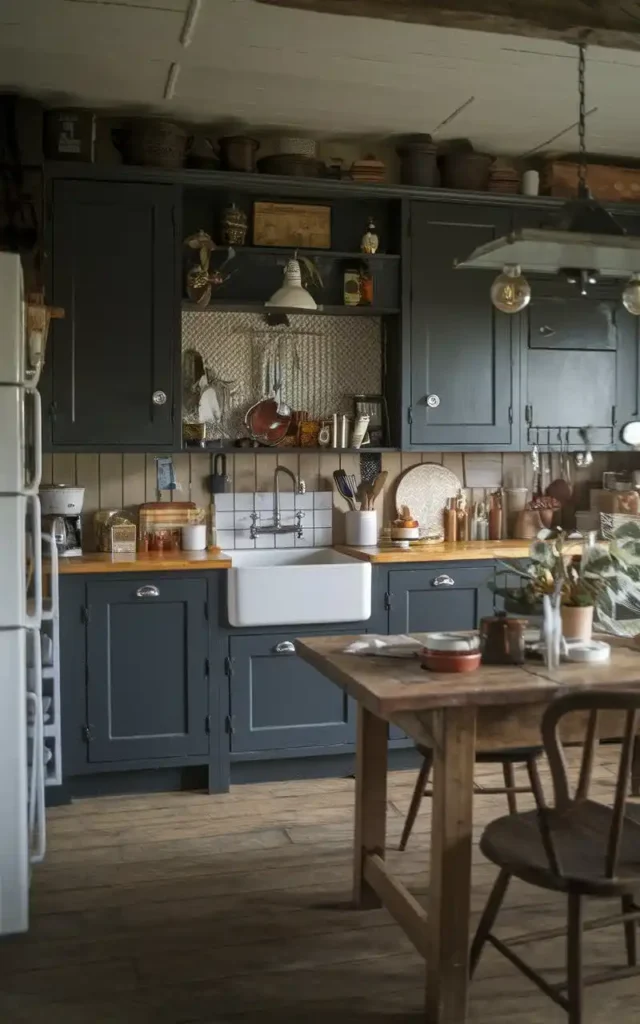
top-left (343, 635), bottom-right (423, 658)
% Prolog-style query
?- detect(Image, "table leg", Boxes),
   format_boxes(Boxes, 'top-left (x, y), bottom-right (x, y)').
top-left (353, 703), bottom-right (388, 909)
top-left (425, 706), bottom-right (476, 1024)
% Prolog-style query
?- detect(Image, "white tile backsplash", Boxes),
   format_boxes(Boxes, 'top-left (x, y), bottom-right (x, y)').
top-left (215, 492), bottom-right (331, 548)
top-left (215, 511), bottom-right (236, 530)
top-left (255, 492), bottom-right (274, 511)
top-left (313, 509), bottom-right (332, 529)
top-left (235, 493), bottom-right (255, 511)
top-left (213, 493), bottom-right (233, 512)
top-left (216, 530), bottom-right (235, 550)
top-left (314, 492), bottom-right (332, 509)
top-left (314, 528), bottom-right (333, 547)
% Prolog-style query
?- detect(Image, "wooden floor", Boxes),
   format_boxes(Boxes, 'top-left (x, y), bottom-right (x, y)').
top-left (2, 753), bottom-right (639, 1023)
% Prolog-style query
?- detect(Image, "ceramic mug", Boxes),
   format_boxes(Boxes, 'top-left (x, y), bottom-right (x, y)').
top-left (181, 524), bottom-right (207, 551)
top-left (522, 169), bottom-right (540, 196)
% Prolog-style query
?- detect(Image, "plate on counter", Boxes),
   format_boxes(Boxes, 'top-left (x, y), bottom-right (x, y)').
top-left (395, 463), bottom-right (461, 539)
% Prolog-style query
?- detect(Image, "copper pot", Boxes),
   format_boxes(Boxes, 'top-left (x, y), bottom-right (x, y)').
top-left (480, 612), bottom-right (528, 665)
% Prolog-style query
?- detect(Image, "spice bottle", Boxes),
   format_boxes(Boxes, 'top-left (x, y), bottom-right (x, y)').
top-left (489, 490), bottom-right (503, 541)
top-left (444, 497), bottom-right (457, 542)
top-left (456, 491), bottom-right (469, 541)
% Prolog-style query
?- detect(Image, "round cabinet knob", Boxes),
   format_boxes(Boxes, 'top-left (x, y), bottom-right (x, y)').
top-left (152, 390), bottom-right (167, 406)
top-left (426, 394), bottom-right (440, 409)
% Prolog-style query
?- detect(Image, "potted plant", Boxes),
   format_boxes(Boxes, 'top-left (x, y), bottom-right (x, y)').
top-left (492, 531), bottom-right (600, 641)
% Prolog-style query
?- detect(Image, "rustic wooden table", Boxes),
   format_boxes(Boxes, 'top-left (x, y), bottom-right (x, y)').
top-left (295, 634), bottom-right (640, 1024)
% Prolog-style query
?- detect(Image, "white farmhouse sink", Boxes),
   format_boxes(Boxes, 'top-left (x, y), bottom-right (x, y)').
top-left (227, 548), bottom-right (371, 627)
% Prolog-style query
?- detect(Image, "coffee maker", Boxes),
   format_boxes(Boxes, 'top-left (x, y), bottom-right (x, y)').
top-left (40, 485), bottom-right (84, 557)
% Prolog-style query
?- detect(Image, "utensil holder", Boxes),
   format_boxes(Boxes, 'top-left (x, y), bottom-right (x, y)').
top-left (345, 510), bottom-right (378, 546)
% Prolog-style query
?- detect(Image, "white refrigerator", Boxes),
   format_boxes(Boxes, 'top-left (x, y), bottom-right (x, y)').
top-left (0, 252), bottom-right (49, 935)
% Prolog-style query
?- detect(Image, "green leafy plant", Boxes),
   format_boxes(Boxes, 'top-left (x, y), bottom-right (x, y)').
top-left (491, 531), bottom-right (600, 613)
top-left (582, 520), bottom-right (640, 636)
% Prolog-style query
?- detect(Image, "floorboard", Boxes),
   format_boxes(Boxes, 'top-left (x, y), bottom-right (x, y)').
top-left (1, 751), bottom-right (639, 1022)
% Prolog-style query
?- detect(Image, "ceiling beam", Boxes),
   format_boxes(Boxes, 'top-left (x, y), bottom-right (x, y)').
top-left (255, 0), bottom-right (640, 52)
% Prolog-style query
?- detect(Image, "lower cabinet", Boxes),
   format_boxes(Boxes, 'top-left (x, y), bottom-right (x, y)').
top-left (228, 631), bottom-right (355, 754)
top-left (85, 577), bottom-right (210, 763)
top-left (387, 563), bottom-right (493, 740)
top-left (388, 565), bottom-right (494, 633)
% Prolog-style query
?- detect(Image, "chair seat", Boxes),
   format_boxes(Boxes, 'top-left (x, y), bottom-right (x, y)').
top-left (480, 799), bottom-right (640, 896)
top-left (416, 743), bottom-right (543, 764)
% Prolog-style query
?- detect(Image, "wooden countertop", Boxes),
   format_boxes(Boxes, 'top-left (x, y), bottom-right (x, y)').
top-left (335, 541), bottom-right (534, 563)
top-left (56, 550), bottom-right (232, 574)
top-left (295, 634), bottom-right (640, 717)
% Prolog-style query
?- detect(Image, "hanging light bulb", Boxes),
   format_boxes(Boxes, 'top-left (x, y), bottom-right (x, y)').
top-left (490, 264), bottom-right (531, 314)
top-left (622, 273), bottom-right (640, 316)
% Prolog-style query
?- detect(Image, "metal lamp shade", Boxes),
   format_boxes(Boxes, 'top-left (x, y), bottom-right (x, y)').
top-left (265, 258), bottom-right (317, 310)
top-left (456, 228), bottom-right (640, 279)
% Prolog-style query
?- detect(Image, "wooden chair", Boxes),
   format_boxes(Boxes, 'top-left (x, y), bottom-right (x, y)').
top-left (398, 743), bottom-right (544, 851)
top-left (471, 691), bottom-right (640, 1024)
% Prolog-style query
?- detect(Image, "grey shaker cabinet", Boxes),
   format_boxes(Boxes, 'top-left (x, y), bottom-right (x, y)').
top-left (407, 201), bottom-right (517, 449)
top-left (85, 577), bottom-right (210, 763)
top-left (45, 179), bottom-right (180, 450)
top-left (387, 565), bottom-right (494, 635)
top-left (228, 631), bottom-right (356, 754)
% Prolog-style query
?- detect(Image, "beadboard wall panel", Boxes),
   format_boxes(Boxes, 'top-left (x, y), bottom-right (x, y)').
top-left (41, 449), bottom-right (636, 550)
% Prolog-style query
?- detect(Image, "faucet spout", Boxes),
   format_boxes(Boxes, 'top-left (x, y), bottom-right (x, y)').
top-left (274, 465), bottom-right (303, 526)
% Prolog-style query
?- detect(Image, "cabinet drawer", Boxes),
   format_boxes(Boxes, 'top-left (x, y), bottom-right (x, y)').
top-left (229, 631), bottom-right (356, 754)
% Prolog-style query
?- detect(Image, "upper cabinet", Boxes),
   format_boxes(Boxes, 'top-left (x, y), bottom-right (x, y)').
top-left (44, 180), bottom-right (180, 450)
top-left (406, 201), bottom-right (517, 449)
top-left (513, 207), bottom-right (640, 448)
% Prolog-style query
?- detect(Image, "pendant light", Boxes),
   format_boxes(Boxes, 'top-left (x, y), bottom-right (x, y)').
top-left (456, 46), bottom-right (640, 315)
top-left (265, 255), bottom-right (317, 310)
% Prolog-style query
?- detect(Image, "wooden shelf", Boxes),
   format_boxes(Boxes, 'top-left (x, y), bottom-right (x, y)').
top-left (183, 444), bottom-right (398, 455)
top-left (181, 301), bottom-right (400, 316)
top-left (231, 246), bottom-right (400, 260)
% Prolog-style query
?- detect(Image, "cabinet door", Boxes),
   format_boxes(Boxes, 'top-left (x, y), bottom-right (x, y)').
top-left (408, 202), bottom-right (515, 448)
top-left (86, 577), bottom-right (209, 762)
top-left (48, 180), bottom-right (178, 448)
top-left (388, 566), bottom-right (493, 634)
top-left (229, 632), bottom-right (355, 754)
top-left (514, 207), bottom-right (639, 448)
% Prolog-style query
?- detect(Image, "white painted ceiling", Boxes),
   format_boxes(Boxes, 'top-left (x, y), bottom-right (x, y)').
top-left (2, 0), bottom-right (640, 158)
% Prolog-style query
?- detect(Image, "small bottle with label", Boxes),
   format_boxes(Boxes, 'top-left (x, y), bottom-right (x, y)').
top-left (456, 491), bottom-right (469, 541)
top-left (444, 497), bottom-right (457, 542)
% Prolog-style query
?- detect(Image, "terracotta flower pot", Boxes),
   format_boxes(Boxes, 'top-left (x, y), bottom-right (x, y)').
top-left (561, 604), bottom-right (594, 642)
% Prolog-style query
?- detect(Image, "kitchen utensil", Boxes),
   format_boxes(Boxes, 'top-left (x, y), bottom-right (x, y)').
top-left (209, 453), bottom-right (228, 494)
top-left (333, 469), bottom-right (357, 511)
top-left (532, 432), bottom-right (541, 498)
top-left (395, 463), bottom-right (460, 539)
top-left (345, 510), bottom-right (378, 546)
top-left (39, 484), bottom-right (85, 515)
top-left (546, 429), bottom-right (572, 504)
top-left (480, 612), bottom-right (528, 665)
top-left (575, 426), bottom-right (594, 468)
top-left (181, 524), bottom-right (207, 551)
top-left (369, 471), bottom-right (388, 506)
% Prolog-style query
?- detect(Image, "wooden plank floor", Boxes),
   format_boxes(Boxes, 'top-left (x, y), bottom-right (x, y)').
top-left (1, 753), bottom-right (639, 1023)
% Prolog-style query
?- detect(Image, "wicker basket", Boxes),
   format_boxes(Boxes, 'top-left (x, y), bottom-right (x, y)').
top-left (122, 119), bottom-right (187, 169)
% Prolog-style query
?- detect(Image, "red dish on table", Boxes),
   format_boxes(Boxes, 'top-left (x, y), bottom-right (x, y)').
top-left (419, 649), bottom-right (482, 673)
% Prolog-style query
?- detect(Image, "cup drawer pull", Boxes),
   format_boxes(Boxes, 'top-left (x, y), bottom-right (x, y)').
top-left (274, 641), bottom-right (295, 654)
top-left (136, 585), bottom-right (160, 598)
top-left (432, 574), bottom-right (455, 587)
